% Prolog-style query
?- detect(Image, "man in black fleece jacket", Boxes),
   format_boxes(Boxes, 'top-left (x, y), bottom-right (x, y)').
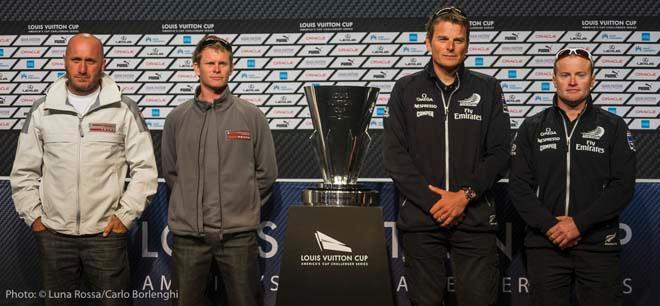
top-left (384, 6), bottom-right (510, 306)
top-left (509, 48), bottom-right (636, 306)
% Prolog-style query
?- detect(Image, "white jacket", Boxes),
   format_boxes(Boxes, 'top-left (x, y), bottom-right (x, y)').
top-left (10, 75), bottom-right (158, 235)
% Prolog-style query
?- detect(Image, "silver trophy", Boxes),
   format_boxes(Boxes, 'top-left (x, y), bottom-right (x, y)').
top-left (302, 85), bottom-right (380, 206)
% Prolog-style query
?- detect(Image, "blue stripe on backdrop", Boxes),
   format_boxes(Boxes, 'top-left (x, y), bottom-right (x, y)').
top-left (0, 181), bottom-right (658, 306)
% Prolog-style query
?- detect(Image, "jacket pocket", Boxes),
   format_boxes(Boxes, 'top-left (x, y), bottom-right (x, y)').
top-left (84, 133), bottom-right (125, 166)
top-left (397, 197), bottom-right (436, 230)
top-left (459, 194), bottom-right (497, 231)
top-left (41, 132), bottom-right (77, 226)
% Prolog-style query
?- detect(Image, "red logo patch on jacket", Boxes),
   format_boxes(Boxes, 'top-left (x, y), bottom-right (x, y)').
top-left (225, 130), bottom-right (251, 140)
top-left (89, 123), bottom-right (116, 133)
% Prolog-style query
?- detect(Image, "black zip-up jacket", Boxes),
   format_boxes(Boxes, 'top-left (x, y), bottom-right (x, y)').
top-left (509, 96), bottom-right (636, 251)
top-left (384, 62), bottom-right (511, 232)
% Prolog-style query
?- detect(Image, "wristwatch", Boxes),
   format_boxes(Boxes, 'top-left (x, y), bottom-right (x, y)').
top-left (461, 186), bottom-right (477, 201)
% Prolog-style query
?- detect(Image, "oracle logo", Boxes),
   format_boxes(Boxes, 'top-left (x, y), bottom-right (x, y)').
top-left (243, 97), bottom-right (265, 104)
top-left (142, 59), bottom-right (170, 68)
top-left (336, 47), bottom-right (359, 52)
top-left (601, 58), bottom-right (625, 64)
top-left (270, 108), bottom-right (298, 116)
top-left (115, 49), bottom-right (137, 55)
top-left (634, 109), bottom-right (657, 115)
top-left (304, 35), bottom-right (326, 41)
top-left (119, 84), bottom-right (140, 92)
top-left (305, 72), bottom-right (329, 78)
top-left (19, 49), bottom-right (43, 56)
top-left (508, 107), bottom-right (525, 114)
top-left (370, 59), bottom-right (393, 65)
top-left (17, 96), bottom-right (39, 103)
top-left (144, 97), bottom-right (169, 103)
top-left (502, 58), bottom-right (523, 64)
top-left (271, 60), bottom-right (295, 65)
top-left (634, 72), bottom-right (657, 77)
top-left (602, 96), bottom-right (623, 102)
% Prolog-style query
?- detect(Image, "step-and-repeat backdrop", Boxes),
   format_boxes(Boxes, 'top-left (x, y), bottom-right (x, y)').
top-left (1, 16), bottom-right (659, 306)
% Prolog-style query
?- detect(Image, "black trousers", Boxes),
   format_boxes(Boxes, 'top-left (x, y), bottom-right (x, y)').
top-left (172, 231), bottom-right (262, 306)
top-left (35, 229), bottom-right (130, 306)
top-left (401, 229), bottom-right (499, 306)
top-left (526, 248), bottom-right (623, 306)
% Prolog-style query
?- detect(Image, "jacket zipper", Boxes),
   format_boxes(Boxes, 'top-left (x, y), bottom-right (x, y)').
top-left (77, 114), bottom-right (83, 234)
top-left (215, 103), bottom-right (223, 238)
top-left (560, 114), bottom-right (582, 216)
top-left (196, 110), bottom-right (209, 235)
top-left (435, 76), bottom-right (461, 190)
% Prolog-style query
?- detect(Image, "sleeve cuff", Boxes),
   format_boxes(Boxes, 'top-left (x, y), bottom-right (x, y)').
top-left (539, 217), bottom-right (559, 234)
top-left (114, 207), bottom-right (137, 230)
top-left (420, 188), bottom-right (441, 213)
top-left (572, 216), bottom-right (589, 235)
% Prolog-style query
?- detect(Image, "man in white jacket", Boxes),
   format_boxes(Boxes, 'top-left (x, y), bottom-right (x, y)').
top-left (10, 33), bottom-right (158, 306)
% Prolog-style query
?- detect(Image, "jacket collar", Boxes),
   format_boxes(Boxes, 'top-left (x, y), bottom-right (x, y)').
top-left (44, 74), bottom-right (122, 112)
top-left (423, 60), bottom-right (467, 86)
top-left (552, 94), bottom-right (594, 119)
top-left (194, 85), bottom-right (234, 112)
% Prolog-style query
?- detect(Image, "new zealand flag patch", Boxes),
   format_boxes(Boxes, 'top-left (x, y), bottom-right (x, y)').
top-left (226, 130), bottom-right (251, 140)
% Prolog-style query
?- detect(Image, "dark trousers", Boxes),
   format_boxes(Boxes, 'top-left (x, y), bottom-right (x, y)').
top-left (172, 231), bottom-right (262, 306)
top-left (526, 248), bottom-right (623, 306)
top-left (401, 229), bottom-right (499, 306)
top-left (35, 229), bottom-right (130, 306)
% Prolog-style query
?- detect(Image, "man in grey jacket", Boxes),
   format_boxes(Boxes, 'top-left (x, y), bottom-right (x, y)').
top-left (161, 35), bottom-right (277, 306)
top-left (11, 33), bottom-right (158, 306)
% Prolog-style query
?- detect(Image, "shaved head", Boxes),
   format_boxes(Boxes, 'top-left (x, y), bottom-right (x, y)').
top-left (65, 33), bottom-right (104, 59)
top-left (64, 33), bottom-right (105, 95)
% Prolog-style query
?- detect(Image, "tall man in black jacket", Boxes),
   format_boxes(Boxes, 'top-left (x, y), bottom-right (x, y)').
top-left (509, 48), bottom-right (636, 306)
top-left (384, 6), bottom-right (511, 306)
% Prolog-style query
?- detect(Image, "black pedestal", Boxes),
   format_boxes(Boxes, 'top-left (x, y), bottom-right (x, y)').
top-left (276, 206), bottom-right (395, 306)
